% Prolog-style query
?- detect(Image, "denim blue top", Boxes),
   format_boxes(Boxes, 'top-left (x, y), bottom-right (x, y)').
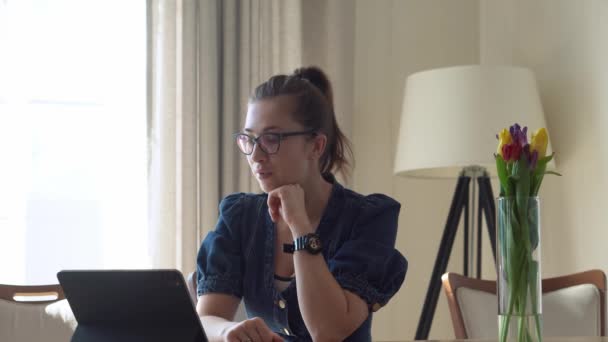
top-left (196, 176), bottom-right (407, 341)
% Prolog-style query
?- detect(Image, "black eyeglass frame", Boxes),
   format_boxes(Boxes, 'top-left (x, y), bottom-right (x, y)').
top-left (233, 130), bottom-right (318, 155)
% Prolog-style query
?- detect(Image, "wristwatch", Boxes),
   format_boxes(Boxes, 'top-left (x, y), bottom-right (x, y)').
top-left (283, 233), bottom-right (323, 255)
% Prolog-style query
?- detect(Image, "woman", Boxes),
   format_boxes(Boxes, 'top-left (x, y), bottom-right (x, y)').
top-left (196, 67), bottom-right (407, 342)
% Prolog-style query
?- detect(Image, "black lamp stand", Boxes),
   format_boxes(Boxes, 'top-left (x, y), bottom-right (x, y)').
top-left (414, 167), bottom-right (497, 340)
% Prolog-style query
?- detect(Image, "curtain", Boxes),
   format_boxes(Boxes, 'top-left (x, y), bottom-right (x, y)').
top-left (147, 0), bottom-right (306, 272)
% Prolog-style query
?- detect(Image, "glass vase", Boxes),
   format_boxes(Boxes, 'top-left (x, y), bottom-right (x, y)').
top-left (497, 196), bottom-right (542, 342)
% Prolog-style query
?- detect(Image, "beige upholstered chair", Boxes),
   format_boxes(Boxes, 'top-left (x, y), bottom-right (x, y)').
top-left (0, 283), bottom-right (75, 342)
top-left (187, 271), bottom-right (199, 305)
top-left (442, 270), bottom-right (606, 339)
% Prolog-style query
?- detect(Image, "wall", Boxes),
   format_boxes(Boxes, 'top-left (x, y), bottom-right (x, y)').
top-left (353, 0), bottom-right (480, 340)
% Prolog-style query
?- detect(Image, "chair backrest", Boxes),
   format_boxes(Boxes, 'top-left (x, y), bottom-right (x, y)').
top-left (442, 270), bottom-right (607, 339)
top-left (0, 284), bottom-right (65, 303)
top-left (186, 271), bottom-right (198, 304)
top-left (0, 283), bottom-right (74, 342)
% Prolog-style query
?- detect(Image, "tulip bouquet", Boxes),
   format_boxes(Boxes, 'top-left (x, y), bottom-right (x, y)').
top-left (495, 124), bottom-right (559, 342)
top-left (495, 124), bottom-right (557, 198)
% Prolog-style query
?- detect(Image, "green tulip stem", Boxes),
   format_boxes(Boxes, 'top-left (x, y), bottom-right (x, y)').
top-left (499, 198), bottom-right (541, 342)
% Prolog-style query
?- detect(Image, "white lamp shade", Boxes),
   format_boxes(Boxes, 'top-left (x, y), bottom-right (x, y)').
top-left (394, 65), bottom-right (554, 178)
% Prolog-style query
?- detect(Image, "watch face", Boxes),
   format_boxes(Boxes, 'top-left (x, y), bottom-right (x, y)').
top-left (307, 235), bottom-right (322, 254)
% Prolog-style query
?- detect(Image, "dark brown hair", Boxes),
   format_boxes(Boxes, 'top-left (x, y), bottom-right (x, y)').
top-left (250, 66), bottom-right (353, 179)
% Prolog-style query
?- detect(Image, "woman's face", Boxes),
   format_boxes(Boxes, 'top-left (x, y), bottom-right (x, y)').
top-left (242, 96), bottom-right (321, 193)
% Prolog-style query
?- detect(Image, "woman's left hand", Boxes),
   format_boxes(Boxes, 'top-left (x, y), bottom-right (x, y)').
top-left (267, 184), bottom-right (313, 236)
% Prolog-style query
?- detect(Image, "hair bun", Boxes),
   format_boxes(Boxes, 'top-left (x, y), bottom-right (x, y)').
top-left (293, 66), bottom-right (334, 109)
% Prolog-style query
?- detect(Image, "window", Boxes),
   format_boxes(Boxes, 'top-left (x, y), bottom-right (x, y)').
top-left (0, 0), bottom-right (148, 284)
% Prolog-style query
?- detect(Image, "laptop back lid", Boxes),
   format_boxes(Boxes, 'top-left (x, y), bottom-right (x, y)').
top-left (57, 269), bottom-right (207, 342)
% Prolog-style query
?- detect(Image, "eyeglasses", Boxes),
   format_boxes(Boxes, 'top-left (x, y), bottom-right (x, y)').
top-left (234, 130), bottom-right (317, 155)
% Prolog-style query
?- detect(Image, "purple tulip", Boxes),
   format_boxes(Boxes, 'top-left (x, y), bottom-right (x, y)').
top-left (521, 144), bottom-right (539, 170)
top-left (529, 150), bottom-right (539, 170)
top-left (509, 123), bottom-right (528, 147)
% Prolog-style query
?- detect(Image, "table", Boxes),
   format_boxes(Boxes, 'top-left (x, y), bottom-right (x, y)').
top-left (377, 338), bottom-right (608, 342)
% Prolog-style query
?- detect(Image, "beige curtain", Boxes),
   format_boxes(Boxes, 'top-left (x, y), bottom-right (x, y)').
top-left (147, 0), bottom-right (306, 272)
top-left (147, 0), bottom-right (198, 272)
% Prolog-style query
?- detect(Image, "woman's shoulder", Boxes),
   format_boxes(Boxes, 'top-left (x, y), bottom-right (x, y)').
top-left (218, 192), bottom-right (267, 217)
top-left (340, 187), bottom-right (401, 213)
top-left (220, 192), bottom-right (266, 208)
top-left (215, 193), bottom-right (268, 237)
top-left (336, 188), bottom-right (402, 245)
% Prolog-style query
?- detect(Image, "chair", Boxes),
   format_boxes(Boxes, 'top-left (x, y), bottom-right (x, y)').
top-left (0, 283), bottom-right (75, 342)
top-left (442, 269), bottom-right (606, 339)
top-left (186, 271), bottom-right (199, 305)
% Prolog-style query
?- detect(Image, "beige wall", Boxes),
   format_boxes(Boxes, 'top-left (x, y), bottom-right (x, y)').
top-left (353, 0), bottom-right (480, 340)
top-left (353, 0), bottom-right (608, 340)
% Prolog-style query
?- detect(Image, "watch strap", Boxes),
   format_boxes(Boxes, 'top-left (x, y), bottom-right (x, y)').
top-left (283, 243), bottom-right (295, 254)
top-left (283, 233), bottom-right (321, 254)
top-left (294, 235), bottom-right (308, 252)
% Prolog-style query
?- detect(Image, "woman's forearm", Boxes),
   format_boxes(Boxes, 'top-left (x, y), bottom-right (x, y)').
top-left (200, 315), bottom-right (237, 342)
top-left (293, 252), bottom-right (367, 341)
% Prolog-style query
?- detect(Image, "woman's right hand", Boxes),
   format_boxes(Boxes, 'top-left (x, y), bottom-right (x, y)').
top-left (223, 317), bottom-right (283, 342)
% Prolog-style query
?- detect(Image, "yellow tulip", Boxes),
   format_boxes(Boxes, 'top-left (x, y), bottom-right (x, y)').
top-left (530, 128), bottom-right (548, 158)
top-left (496, 128), bottom-right (512, 157)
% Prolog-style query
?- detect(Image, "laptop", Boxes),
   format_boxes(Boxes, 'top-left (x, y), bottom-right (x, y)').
top-left (57, 269), bottom-right (208, 342)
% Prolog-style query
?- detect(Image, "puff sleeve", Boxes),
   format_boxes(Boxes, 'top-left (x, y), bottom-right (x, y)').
top-left (196, 193), bottom-right (245, 298)
top-left (328, 194), bottom-right (407, 310)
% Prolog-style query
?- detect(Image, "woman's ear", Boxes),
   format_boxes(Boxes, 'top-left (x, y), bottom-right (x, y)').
top-left (310, 133), bottom-right (327, 160)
